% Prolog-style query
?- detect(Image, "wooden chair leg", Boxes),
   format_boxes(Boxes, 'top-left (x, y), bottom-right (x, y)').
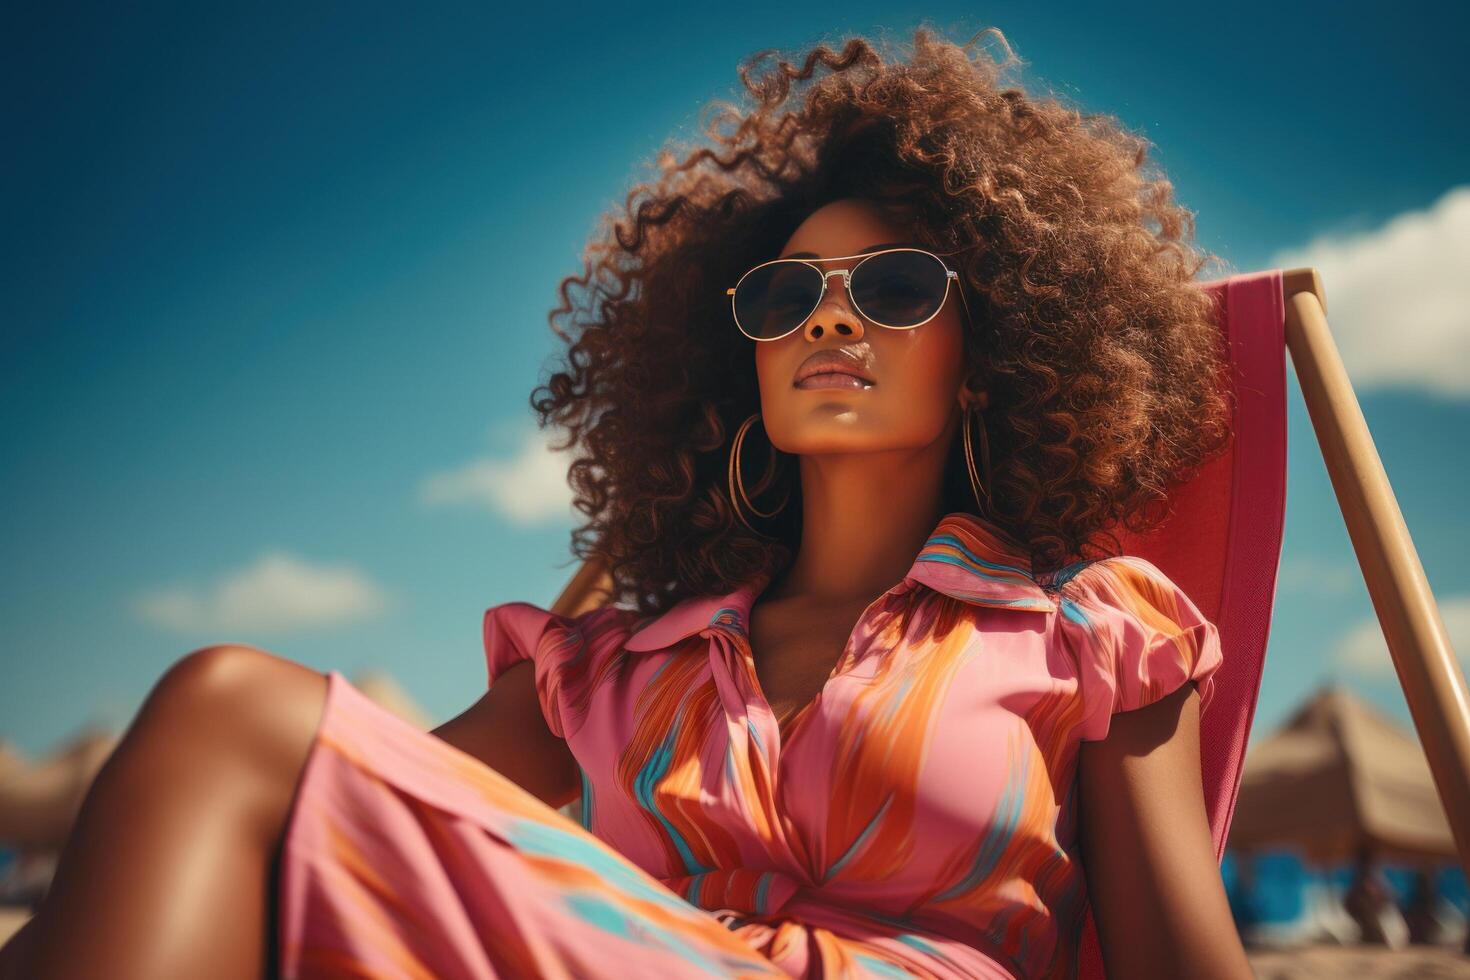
top-left (1283, 267), bottom-right (1470, 878)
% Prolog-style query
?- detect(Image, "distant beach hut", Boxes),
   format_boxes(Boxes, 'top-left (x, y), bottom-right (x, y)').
top-left (1227, 685), bottom-right (1465, 948)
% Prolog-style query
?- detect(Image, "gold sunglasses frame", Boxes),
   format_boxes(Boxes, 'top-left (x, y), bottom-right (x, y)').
top-left (725, 246), bottom-right (976, 342)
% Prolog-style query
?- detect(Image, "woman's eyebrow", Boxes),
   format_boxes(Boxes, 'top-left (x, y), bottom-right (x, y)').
top-left (781, 241), bottom-right (921, 260)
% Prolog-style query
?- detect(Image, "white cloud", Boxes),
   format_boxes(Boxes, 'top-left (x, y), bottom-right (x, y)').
top-left (1335, 592), bottom-right (1470, 676)
top-left (1269, 184), bottom-right (1470, 398)
top-left (133, 552), bottom-right (391, 634)
top-left (417, 426), bottom-right (576, 525)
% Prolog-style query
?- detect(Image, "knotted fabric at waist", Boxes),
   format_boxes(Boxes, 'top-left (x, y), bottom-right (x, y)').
top-left (659, 867), bottom-right (811, 922)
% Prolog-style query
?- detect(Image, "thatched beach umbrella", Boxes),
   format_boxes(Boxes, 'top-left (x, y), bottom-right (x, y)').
top-left (1229, 684), bottom-right (1455, 863)
top-left (0, 728), bottom-right (119, 851)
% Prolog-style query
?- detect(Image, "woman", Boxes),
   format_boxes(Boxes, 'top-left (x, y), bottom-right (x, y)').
top-left (0, 25), bottom-right (1251, 980)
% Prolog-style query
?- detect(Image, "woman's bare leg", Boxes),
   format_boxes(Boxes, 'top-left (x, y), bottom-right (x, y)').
top-left (0, 645), bottom-right (329, 980)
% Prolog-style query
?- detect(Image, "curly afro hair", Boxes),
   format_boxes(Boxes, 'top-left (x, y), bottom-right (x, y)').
top-left (528, 24), bottom-right (1235, 617)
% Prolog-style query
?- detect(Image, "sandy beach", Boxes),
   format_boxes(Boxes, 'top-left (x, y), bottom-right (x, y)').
top-left (1246, 942), bottom-right (1470, 978)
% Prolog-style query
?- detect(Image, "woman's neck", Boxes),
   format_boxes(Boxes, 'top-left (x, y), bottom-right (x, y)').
top-left (766, 439), bottom-right (951, 605)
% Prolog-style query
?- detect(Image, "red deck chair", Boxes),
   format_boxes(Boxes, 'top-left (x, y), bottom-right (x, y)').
top-left (549, 268), bottom-right (1470, 977)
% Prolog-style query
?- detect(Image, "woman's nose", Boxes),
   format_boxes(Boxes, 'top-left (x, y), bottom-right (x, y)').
top-left (801, 272), bottom-right (866, 341)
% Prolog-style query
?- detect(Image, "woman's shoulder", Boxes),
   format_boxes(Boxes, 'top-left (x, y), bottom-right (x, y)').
top-left (1035, 553), bottom-right (1167, 595)
top-left (1039, 552), bottom-right (1213, 637)
top-left (482, 600), bottom-right (647, 740)
top-left (1040, 553), bottom-right (1223, 740)
top-left (483, 600), bottom-right (644, 661)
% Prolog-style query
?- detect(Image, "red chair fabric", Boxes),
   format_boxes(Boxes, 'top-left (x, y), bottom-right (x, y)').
top-left (1075, 270), bottom-right (1289, 978)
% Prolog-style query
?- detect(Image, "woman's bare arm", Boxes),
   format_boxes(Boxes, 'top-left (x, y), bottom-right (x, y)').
top-left (1079, 683), bottom-right (1253, 980)
top-left (431, 659), bottom-right (582, 811)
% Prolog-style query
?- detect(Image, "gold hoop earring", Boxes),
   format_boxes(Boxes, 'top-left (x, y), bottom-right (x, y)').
top-left (728, 411), bottom-right (790, 535)
top-left (962, 403), bottom-right (994, 515)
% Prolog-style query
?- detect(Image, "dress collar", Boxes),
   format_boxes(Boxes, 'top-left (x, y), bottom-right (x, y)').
top-left (622, 510), bottom-right (1055, 653)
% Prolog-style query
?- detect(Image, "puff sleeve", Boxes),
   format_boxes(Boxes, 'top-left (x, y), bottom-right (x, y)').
top-left (1052, 555), bottom-right (1224, 743)
top-left (483, 601), bottom-right (589, 741)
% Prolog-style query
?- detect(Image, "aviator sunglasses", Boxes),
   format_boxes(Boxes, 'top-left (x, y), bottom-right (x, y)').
top-left (726, 246), bottom-right (976, 342)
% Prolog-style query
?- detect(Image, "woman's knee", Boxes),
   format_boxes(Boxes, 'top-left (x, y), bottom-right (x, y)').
top-left (131, 645), bottom-right (329, 800)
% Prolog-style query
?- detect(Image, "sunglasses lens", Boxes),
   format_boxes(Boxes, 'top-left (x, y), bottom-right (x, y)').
top-left (850, 250), bottom-right (949, 327)
top-left (733, 262), bottom-right (823, 340)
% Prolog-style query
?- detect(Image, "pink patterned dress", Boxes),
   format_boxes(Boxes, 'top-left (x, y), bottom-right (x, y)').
top-left (277, 511), bottom-right (1223, 978)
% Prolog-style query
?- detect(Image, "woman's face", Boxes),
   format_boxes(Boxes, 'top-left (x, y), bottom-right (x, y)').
top-left (752, 198), bottom-right (983, 460)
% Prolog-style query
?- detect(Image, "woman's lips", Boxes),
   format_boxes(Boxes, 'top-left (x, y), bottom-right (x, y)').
top-left (794, 372), bottom-right (874, 390)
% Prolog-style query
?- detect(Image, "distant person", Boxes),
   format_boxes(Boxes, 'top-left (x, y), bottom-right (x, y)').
top-left (1343, 845), bottom-right (1410, 947)
top-left (1228, 851), bottom-right (1264, 941)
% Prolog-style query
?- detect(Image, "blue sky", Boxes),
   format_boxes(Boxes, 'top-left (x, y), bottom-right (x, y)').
top-left (3, 2), bottom-right (1467, 758)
